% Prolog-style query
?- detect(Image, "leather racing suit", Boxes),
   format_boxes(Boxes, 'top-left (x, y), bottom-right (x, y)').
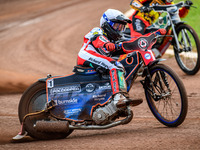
top-left (77, 27), bottom-right (127, 95)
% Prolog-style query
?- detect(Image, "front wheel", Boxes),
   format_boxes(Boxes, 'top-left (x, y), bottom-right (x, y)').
top-left (144, 64), bottom-right (188, 127)
top-left (18, 81), bottom-right (73, 140)
top-left (174, 24), bottom-right (200, 75)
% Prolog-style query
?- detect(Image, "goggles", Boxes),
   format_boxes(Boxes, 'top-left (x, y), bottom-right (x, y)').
top-left (103, 14), bottom-right (126, 32)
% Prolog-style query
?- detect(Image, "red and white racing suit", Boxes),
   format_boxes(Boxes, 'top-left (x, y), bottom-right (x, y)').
top-left (77, 27), bottom-right (127, 95)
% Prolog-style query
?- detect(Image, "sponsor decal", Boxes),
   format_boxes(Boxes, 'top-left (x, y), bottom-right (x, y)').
top-left (144, 53), bottom-right (151, 60)
top-left (113, 82), bottom-right (117, 92)
top-left (50, 85), bottom-right (81, 94)
top-left (138, 38), bottom-right (148, 50)
top-left (135, 19), bottom-right (142, 31)
top-left (111, 70), bottom-right (116, 81)
top-left (118, 71), bottom-right (127, 90)
top-left (99, 36), bottom-right (108, 43)
top-left (54, 98), bottom-right (78, 105)
top-left (93, 94), bottom-right (106, 101)
top-left (86, 83), bottom-right (95, 92)
top-left (88, 57), bottom-right (108, 69)
top-left (111, 69), bottom-right (118, 92)
top-left (64, 108), bottom-right (81, 116)
top-left (99, 83), bottom-right (111, 90)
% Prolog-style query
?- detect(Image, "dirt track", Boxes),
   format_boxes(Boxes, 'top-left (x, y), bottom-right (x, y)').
top-left (0, 0), bottom-right (200, 149)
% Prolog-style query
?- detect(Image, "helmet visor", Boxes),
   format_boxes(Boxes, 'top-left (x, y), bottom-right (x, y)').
top-left (113, 23), bottom-right (126, 32)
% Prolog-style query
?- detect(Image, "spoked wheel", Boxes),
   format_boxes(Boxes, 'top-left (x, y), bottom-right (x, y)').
top-left (144, 64), bottom-right (188, 127)
top-left (18, 81), bottom-right (73, 140)
top-left (174, 24), bottom-right (200, 75)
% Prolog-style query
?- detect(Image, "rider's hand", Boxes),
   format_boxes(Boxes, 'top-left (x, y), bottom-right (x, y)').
top-left (156, 29), bottom-right (167, 35)
top-left (185, 0), bottom-right (193, 9)
top-left (104, 42), bottom-right (116, 51)
top-left (140, 6), bottom-right (151, 13)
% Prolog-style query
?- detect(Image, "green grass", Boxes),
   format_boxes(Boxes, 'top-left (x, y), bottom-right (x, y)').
top-left (174, 0), bottom-right (200, 38)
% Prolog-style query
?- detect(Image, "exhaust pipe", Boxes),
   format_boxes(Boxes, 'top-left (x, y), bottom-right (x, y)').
top-left (34, 120), bottom-right (69, 133)
top-left (69, 107), bottom-right (133, 130)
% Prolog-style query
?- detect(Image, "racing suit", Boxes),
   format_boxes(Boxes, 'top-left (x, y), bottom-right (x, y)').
top-left (129, 0), bottom-right (190, 37)
top-left (77, 27), bottom-right (127, 95)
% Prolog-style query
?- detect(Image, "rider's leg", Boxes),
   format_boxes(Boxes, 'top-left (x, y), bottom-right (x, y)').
top-left (110, 67), bottom-right (129, 108)
top-left (78, 50), bottom-right (133, 108)
top-left (110, 66), bottom-right (142, 108)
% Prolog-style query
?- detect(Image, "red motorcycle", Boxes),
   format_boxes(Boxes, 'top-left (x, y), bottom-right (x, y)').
top-left (127, 1), bottom-right (200, 75)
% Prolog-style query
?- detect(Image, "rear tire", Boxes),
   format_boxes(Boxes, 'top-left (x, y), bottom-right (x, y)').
top-left (18, 81), bottom-right (73, 140)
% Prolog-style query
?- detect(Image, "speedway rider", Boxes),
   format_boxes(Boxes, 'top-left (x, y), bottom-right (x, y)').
top-left (129, 0), bottom-right (193, 57)
top-left (77, 9), bottom-right (165, 108)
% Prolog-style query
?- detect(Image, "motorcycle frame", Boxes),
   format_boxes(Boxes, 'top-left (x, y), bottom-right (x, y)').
top-left (151, 2), bottom-right (189, 53)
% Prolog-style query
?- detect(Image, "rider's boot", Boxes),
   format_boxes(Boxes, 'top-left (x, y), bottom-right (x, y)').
top-left (113, 93), bottom-right (143, 108)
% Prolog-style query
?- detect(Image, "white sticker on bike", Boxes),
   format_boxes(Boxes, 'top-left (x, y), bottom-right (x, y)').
top-left (144, 53), bottom-right (151, 60)
top-left (47, 79), bottom-right (54, 88)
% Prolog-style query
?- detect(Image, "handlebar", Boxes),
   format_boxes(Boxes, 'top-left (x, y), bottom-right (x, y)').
top-left (150, 1), bottom-right (184, 12)
top-left (150, 1), bottom-right (196, 13)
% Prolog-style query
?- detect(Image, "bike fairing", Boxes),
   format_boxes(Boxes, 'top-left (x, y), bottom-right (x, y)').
top-left (46, 51), bottom-right (141, 122)
top-left (45, 31), bottom-right (159, 122)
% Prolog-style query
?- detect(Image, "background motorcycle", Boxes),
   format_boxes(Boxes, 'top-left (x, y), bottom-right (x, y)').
top-left (147, 1), bottom-right (200, 75)
top-left (13, 32), bottom-right (188, 140)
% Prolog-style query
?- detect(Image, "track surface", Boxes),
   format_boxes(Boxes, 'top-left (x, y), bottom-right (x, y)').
top-left (0, 0), bottom-right (200, 149)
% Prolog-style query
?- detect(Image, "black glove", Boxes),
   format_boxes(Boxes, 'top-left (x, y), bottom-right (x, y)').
top-left (140, 6), bottom-right (152, 13)
top-left (185, 0), bottom-right (193, 9)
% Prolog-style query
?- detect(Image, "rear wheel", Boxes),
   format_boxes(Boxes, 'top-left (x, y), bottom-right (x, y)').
top-left (174, 24), bottom-right (200, 75)
top-left (18, 81), bottom-right (73, 140)
top-left (144, 64), bottom-right (188, 127)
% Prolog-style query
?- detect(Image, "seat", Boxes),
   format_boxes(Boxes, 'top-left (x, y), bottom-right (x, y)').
top-left (73, 65), bottom-right (97, 75)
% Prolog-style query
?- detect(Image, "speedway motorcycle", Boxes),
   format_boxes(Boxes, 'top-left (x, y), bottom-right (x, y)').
top-left (150, 1), bottom-right (200, 75)
top-left (128, 1), bottom-right (200, 75)
top-left (13, 32), bottom-right (188, 140)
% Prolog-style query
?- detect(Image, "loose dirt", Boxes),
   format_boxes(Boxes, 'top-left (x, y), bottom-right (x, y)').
top-left (0, 0), bottom-right (199, 149)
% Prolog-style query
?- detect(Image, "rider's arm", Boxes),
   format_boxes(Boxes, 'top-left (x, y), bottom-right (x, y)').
top-left (168, 1), bottom-right (191, 18)
top-left (179, 0), bottom-right (193, 18)
top-left (90, 34), bottom-right (113, 55)
top-left (179, 7), bottom-right (189, 18)
top-left (91, 35), bottom-right (116, 52)
top-left (91, 34), bottom-right (109, 49)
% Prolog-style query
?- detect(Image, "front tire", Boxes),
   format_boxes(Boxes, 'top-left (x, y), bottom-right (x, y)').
top-left (144, 64), bottom-right (188, 127)
top-left (18, 81), bottom-right (73, 140)
top-left (174, 24), bottom-right (200, 75)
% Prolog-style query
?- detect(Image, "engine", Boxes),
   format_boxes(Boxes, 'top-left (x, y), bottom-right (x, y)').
top-left (92, 101), bottom-right (119, 125)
